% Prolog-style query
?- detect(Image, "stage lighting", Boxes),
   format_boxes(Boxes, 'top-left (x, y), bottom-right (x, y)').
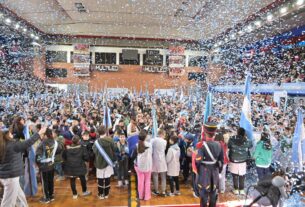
top-left (296, 0), bottom-right (304, 6)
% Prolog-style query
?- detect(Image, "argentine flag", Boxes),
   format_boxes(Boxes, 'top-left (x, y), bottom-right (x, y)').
top-left (151, 107), bottom-right (158, 139)
top-left (203, 92), bottom-right (212, 124)
top-left (239, 73), bottom-right (253, 141)
top-left (291, 109), bottom-right (305, 171)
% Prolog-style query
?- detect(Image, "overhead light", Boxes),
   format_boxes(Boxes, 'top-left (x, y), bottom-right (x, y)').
top-left (267, 14), bottom-right (273, 21)
top-left (254, 21), bottom-right (261, 27)
top-left (238, 30), bottom-right (244, 35)
top-left (30, 33), bottom-right (35, 38)
top-left (225, 38), bottom-right (228, 42)
top-left (230, 34), bottom-right (236, 39)
top-left (247, 25), bottom-right (253, 32)
top-left (296, 0), bottom-right (304, 6)
top-left (5, 18), bottom-right (11, 24)
top-left (23, 28), bottom-right (27, 32)
top-left (280, 7), bottom-right (288, 14)
top-left (15, 24), bottom-right (20, 29)
top-left (35, 36), bottom-right (39, 40)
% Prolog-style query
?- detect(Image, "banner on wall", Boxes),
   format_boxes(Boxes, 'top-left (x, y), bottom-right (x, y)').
top-left (168, 47), bottom-right (185, 77)
top-left (73, 44), bottom-right (90, 76)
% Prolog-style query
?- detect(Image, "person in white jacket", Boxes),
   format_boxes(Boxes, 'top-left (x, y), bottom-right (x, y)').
top-left (166, 135), bottom-right (181, 196)
top-left (134, 130), bottom-right (152, 201)
top-left (151, 129), bottom-right (167, 196)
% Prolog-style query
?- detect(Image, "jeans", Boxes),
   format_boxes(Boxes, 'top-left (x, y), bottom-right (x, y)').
top-left (97, 178), bottom-right (111, 197)
top-left (54, 163), bottom-right (64, 177)
top-left (70, 175), bottom-right (87, 196)
top-left (41, 170), bottom-right (54, 199)
top-left (169, 176), bottom-right (179, 193)
top-left (117, 158), bottom-right (129, 181)
top-left (256, 166), bottom-right (271, 180)
top-left (0, 177), bottom-right (28, 207)
top-left (200, 187), bottom-right (217, 207)
top-left (232, 173), bottom-right (245, 190)
top-left (152, 172), bottom-right (166, 193)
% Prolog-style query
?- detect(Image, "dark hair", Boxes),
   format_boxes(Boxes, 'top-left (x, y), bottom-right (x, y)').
top-left (214, 132), bottom-right (224, 142)
top-left (45, 128), bottom-right (53, 139)
top-left (138, 130), bottom-right (147, 154)
top-left (0, 130), bottom-right (10, 163)
top-left (72, 135), bottom-right (80, 145)
top-left (237, 127), bottom-right (246, 137)
top-left (98, 125), bottom-right (107, 136)
top-left (170, 135), bottom-right (179, 144)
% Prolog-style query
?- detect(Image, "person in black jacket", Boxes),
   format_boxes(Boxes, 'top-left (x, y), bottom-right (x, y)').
top-left (36, 128), bottom-right (63, 204)
top-left (0, 127), bottom-right (46, 207)
top-left (63, 136), bottom-right (91, 199)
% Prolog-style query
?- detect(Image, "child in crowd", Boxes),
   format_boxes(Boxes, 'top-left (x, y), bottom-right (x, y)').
top-left (36, 128), bottom-right (63, 204)
top-left (62, 136), bottom-right (91, 199)
top-left (115, 130), bottom-right (129, 187)
top-left (166, 135), bottom-right (181, 196)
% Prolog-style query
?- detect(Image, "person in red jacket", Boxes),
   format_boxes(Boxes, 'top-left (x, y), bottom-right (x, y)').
top-left (214, 128), bottom-right (229, 193)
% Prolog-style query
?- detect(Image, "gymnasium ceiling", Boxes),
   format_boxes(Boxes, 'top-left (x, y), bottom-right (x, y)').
top-left (0, 0), bottom-right (278, 41)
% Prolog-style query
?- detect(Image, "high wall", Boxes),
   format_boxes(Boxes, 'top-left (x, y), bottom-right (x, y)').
top-left (46, 63), bottom-right (202, 92)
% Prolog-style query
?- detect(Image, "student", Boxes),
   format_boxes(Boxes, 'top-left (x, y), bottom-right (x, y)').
top-left (93, 126), bottom-right (117, 200)
top-left (253, 132), bottom-right (273, 180)
top-left (133, 130), bottom-right (152, 201)
top-left (36, 128), bottom-right (63, 203)
top-left (166, 135), bottom-right (181, 196)
top-left (228, 127), bottom-right (253, 195)
top-left (62, 136), bottom-right (91, 199)
top-left (151, 129), bottom-right (167, 196)
top-left (0, 127), bottom-right (46, 207)
top-left (115, 131), bottom-right (129, 187)
top-left (80, 130), bottom-right (94, 180)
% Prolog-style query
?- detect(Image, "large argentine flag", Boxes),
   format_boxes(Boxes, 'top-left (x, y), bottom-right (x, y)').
top-left (291, 109), bottom-right (305, 170)
top-left (23, 125), bottom-right (38, 196)
top-left (239, 73), bottom-right (253, 141)
top-left (151, 107), bottom-right (158, 139)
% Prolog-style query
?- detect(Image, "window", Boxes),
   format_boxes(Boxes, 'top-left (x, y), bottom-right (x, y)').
top-left (95, 53), bottom-right (116, 64)
top-left (46, 51), bottom-right (67, 63)
top-left (143, 54), bottom-right (163, 66)
top-left (119, 53), bottom-right (140, 65)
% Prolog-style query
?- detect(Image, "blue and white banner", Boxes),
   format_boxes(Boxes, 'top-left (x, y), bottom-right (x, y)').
top-left (291, 109), bottom-right (305, 170)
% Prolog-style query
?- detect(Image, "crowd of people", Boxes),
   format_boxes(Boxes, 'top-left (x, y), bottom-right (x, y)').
top-left (0, 86), bottom-right (304, 206)
top-left (218, 47), bottom-right (305, 85)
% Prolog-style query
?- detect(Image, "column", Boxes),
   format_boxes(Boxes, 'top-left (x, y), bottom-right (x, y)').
top-left (116, 52), bottom-right (120, 65)
top-left (162, 55), bottom-right (166, 66)
top-left (185, 55), bottom-right (189, 67)
top-left (91, 52), bottom-right (95, 64)
top-left (67, 51), bottom-right (71, 63)
top-left (140, 53), bottom-right (143, 66)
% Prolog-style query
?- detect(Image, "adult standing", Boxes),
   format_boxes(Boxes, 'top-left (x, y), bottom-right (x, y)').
top-left (0, 127), bottom-right (47, 207)
top-left (228, 127), bottom-right (253, 195)
top-left (93, 125), bottom-right (117, 200)
top-left (196, 123), bottom-right (224, 207)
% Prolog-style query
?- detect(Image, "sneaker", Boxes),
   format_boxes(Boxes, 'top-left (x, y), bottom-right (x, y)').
top-left (72, 194), bottom-right (78, 199)
top-left (239, 190), bottom-right (245, 196)
top-left (152, 191), bottom-right (160, 196)
top-left (116, 181), bottom-right (123, 188)
top-left (174, 191), bottom-right (181, 195)
top-left (104, 195), bottom-right (109, 199)
top-left (39, 197), bottom-right (50, 204)
top-left (220, 190), bottom-right (225, 194)
top-left (232, 189), bottom-right (239, 195)
top-left (193, 192), bottom-right (199, 198)
top-left (82, 191), bottom-right (91, 197)
top-left (167, 192), bottom-right (175, 197)
top-left (50, 195), bottom-right (55, 201)
top-left (160, 192), bottom-right (166, 197)
top-left (98, 194), bottom-right (105, 200)
top-left (56, 176), bottom-right (65, 181)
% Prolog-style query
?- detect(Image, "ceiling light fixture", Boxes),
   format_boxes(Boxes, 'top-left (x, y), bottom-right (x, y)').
top-left (280, 7), bottom-right (288, 14)
top-left (5, 18), bottom-right (11, 24)
top-left (15, 24), bottom-right (20, 29)
top-left (23, 28), bottom-right (27, 32)
top-left (247, 25), bottom-right (253, 32)
top-left (230, 34), bottom-right (236, 39)
top-left (296, 0), bottom-right (304, 6)
top-left (267, 14), bottom-right (273, 21)
top-left (254, 21), bottom-right (261, 27)
top-left (35, 36), bottom-right (39, 40)
top-left (238, 30), bottom-right (244, 35)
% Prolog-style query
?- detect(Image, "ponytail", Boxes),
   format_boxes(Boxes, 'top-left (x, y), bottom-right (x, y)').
top-left (137, 130), bottom-right (147, 154)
